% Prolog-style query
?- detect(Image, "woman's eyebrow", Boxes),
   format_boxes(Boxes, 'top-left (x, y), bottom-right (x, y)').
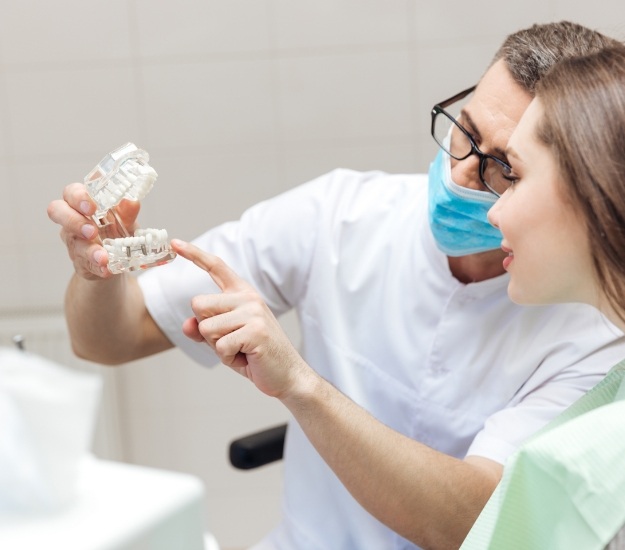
top-left (463, 110), bottom-right (508, 159)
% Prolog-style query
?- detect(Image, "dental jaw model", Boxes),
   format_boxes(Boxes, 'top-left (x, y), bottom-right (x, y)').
top-left (84, 143), bottom-right (176, 274)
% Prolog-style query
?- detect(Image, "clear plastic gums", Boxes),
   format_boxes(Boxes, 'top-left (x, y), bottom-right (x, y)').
top-left (84, 142), bottom-right (176, 274)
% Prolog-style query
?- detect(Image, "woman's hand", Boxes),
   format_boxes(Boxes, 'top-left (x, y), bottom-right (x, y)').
top-left (172, 239), bottom-right (311, 399)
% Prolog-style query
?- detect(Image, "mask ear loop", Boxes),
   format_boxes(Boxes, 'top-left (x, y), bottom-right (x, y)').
top-left (443, 125), bottom-right (453, 151)
top-left (84, 143), bottom-right (176, 274)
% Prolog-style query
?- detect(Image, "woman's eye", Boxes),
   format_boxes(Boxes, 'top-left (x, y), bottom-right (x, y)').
top-left (501, 163), bottom-right (518, 184)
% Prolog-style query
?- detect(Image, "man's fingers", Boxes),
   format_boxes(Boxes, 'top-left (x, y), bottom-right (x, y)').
top-left (212, 327), bottom-right (249, 370)
top-left (171, 239), bottom-right (251, 292)
top-left (115, 199), bottom-right (141, 232)
top-left (182, 317), bottom-right (205, 343)
top-left (48, 198), bottom-right (98, 242)
top-left (61, 182), bottom-right (96, 216)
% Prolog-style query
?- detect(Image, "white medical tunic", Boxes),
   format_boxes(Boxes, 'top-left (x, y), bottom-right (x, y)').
top-left (138, 169), bottom-right (625, 550)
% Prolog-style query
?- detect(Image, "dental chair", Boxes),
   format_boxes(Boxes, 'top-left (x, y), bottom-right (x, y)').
top-left (229, 423), bottom-right (287, 470)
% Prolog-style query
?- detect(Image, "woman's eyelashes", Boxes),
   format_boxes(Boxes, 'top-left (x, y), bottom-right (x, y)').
top-left (503, 171), bottom-right (519, 185)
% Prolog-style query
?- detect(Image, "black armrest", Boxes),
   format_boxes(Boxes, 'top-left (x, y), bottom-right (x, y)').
top-left (229, 423), bottom-right (287, 470)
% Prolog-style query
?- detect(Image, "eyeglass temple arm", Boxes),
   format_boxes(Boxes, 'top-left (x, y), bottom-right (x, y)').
top-left (436, 85), bottom-right (476, 110)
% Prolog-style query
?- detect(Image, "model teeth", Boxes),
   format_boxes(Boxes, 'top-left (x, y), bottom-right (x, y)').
top-left (85, 143), bottom-right (176, 273)
top-left (103, 228), bottom-right (170, 256)
top-left (122, 162), bottom-right (157, 202)
top-left (87, 158), bottom-right (157, 214)
top-left (102, 228), bottom-right (175, 274)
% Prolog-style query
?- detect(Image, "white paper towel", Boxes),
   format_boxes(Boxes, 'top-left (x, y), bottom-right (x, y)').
top-left (0, 347), bottom-right (102, 514)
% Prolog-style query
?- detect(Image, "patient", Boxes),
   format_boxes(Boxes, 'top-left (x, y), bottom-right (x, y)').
top-left (460, 45), bottom-right (625, 549)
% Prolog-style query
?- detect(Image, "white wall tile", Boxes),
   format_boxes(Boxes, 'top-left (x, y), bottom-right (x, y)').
top-left (119, 403), bottom-right (284, 546)
top-left (0, 1), bottom-right (132, 65)
top-left (0, 251), bottom-right (25, 312)
top-left (416, 134), bottom-right (440, 176)
top-left (415, 42), bottom-right (496, 116)
top-left (12, 161), bottom-right (89, 247)
top-left (277, 51), bottom-right (415, 142)
top-left (137, 147), bottom-right (282, 242)
top-left (135, 0), bottom-right (272, 57)
top-left (413, 1), bottom-right (554, 45)
top-left (213, 493), bottom-right (283, 549)
top-left (141, 59), bottom-right (278, 150)
top-left (0, 77), bottom-right (10, 158)
top-left (0, 163), bottom-right (26, 313)
top-left (270, 0), bottom-right (411, 49)
top-left (19, 247), bottom-right (75, 311)
top-left (280, 139), bottom-right (420, 188)
top-left (6, 67), bottom-right (142, 159)
top-left (553, 2), bottom-right (625, 38)
top-left (0, 164), bottom-right (16, 236)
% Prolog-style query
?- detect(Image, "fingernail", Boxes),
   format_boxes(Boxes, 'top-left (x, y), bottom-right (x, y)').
top-left (93, 250), bottom-right (106, 264)
top-left (80, 201), bottom-right (91, 215)
top-left (81, 224), bottom-right (96, 239)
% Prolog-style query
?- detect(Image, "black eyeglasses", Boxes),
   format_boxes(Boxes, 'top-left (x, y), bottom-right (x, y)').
top-left (431, 86), bottom-right (513, 197)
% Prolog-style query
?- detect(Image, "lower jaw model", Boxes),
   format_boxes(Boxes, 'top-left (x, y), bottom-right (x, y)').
top-left (102, 228), bottom-right (175, 273)
top-left (84, 143), bottom-right (176, 274)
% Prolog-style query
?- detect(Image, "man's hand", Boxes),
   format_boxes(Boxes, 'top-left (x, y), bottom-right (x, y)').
top-left (172, 239), bottom-right (309, 399)
top-left (47, 183), bottom-right (140, 280)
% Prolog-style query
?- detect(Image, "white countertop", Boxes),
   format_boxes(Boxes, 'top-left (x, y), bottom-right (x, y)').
top-left (0, 458), bottom-right (208, 550)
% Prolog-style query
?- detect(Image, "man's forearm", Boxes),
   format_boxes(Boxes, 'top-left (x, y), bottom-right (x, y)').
top-left (281, 372), bottom-right (502, 549)
top-left (65, 274), bottom-right (171, 364)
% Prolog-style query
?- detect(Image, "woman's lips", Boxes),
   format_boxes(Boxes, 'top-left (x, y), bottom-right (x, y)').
top-left (501, 246), bottom-right (513, 270)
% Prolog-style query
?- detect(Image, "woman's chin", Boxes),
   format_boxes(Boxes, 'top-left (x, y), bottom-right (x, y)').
top-left (507, 283), bottom-right (537, 306)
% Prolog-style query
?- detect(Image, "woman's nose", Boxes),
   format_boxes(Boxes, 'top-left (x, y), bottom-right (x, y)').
top-left (450, 155), bottom-right (483, 191)
top-left (487, 195), bottom-right (504, 228)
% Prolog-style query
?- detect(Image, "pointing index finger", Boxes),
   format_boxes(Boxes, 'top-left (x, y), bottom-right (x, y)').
top-left (171, 239), bottom-right (250, 292)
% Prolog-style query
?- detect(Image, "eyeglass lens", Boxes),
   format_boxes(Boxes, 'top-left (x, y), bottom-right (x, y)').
top-left (432, 93), bottom-right (512, 196)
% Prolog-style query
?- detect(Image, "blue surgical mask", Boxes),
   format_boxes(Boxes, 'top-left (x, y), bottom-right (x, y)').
top-left (427, 149), bottom-right (502, 256)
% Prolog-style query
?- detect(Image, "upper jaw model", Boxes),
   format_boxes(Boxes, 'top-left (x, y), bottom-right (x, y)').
top-left (84, 142), bottom-right (176, 274)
